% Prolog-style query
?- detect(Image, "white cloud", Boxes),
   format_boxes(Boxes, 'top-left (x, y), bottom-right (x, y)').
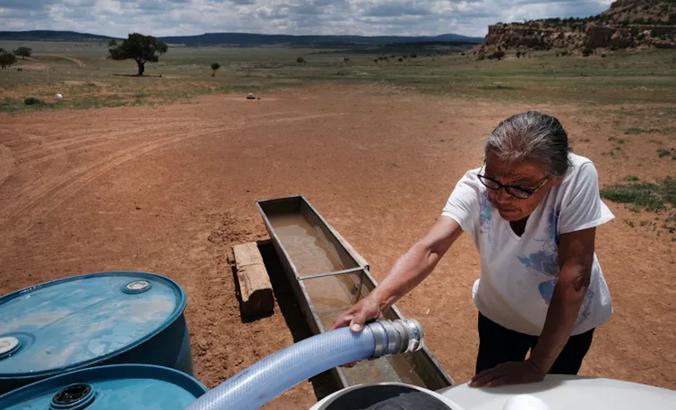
top-left (0, 0), bottom-right (611, 38)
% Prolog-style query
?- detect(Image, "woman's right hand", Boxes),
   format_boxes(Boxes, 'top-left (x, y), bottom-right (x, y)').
top-left (331, 294), bottom-right (384, 332)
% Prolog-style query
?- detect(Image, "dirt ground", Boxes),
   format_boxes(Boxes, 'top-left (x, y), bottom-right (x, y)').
top-left (0, 85), bottom-right (673, 408)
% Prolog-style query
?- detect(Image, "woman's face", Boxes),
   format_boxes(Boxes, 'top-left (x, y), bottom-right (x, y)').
top-left (483, 151), bottom-right (559, 222)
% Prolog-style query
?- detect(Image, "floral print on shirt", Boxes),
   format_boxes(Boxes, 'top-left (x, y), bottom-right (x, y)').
top-left (516, 208), bottom-right (594, 324)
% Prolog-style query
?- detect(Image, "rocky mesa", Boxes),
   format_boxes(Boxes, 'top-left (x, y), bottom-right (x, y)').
top-left (479, 0), bottom-right (675, 55)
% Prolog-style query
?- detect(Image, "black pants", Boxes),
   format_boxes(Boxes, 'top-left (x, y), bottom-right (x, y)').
top-left (476, 312), bottom-right (595, 375)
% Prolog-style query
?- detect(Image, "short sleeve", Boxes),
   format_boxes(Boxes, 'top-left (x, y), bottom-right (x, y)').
top-left (441, 169), bottom-right (482, 235)
top-left (558, 161), bottom-right (614, 234)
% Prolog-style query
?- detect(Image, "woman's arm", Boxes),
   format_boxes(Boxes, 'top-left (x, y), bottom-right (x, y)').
top-left (470, 227), bottom-right (596, 387)
top-left (529, 227), bottom-right (596, 372)
top-left (331, 215), bottom-right (463, 331)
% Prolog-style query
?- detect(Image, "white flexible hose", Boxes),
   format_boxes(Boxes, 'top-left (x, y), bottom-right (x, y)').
top-left (186, 319), bottom-right (423, 410)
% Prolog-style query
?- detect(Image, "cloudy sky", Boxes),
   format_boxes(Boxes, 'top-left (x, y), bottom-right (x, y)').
top-left (1, 0), bottom-right (613, 38)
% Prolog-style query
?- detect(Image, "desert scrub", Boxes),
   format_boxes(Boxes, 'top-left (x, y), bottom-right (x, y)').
top-left (0, 98), bottom-right (22, 112)
top-left (24, 97), bottom-right (44, 105)
top-left (624, 127), bottom-right (659, 135)
top-left (656, 148), bottom-right (674, 159)
top-left (601, 177), bottom-right (675, 212)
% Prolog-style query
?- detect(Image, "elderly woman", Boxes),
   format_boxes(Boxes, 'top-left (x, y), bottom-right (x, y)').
top-left (333, 111), bottom-right (614, 387)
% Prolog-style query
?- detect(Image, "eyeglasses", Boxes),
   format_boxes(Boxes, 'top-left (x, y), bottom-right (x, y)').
top-left (477, 165), bottom-right (550, 200)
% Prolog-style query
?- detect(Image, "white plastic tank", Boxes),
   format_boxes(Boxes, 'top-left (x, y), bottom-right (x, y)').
top-left (436, 375), bottom-right (676, 410)
top-left (310, 376), bottom-right (676, 410)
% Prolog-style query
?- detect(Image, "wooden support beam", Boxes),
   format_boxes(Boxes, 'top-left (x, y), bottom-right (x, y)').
top-left (233, 242), bottom-right (274, 318)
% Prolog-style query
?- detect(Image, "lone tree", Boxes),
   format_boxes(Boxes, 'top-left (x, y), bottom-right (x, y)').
top-left (0, 51), bottom-right (17, 69)
top-left (210, 62), bottom-right (220, 77)
top-left (109, 33), bottom-right (167, 76)
top-left (14, 47), bottom-right (32, 58)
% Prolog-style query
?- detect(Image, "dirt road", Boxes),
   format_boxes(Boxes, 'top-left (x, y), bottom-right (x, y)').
top-left (1, 85), bottom-right (673, 407)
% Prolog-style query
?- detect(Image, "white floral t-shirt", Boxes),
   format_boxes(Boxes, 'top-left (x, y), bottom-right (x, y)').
top-left (442, 153), bottom-right (614, 335)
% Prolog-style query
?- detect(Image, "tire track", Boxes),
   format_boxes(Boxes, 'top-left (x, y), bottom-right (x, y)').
top-left (267, 112), bottom-right (346, 123)
top-left (0, 144), bottom-right (16, 188)
top-left (15, 120), bottom-right (192, 160)
top-left (33, 53), bottom-right (86, 68)
top-left (1, 111), bottom-right (340, 235)
top-left (7, 123), bottom-right (197, 201)
top-left (18, 126), bottom-right (183, 164)
top-left (249, 110), bottom-right (298, 119)
top-left (1, 124), bottom-right (243, 235)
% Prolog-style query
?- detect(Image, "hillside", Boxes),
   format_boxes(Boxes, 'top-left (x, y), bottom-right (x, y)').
top-left (479, 0), bottom-right (675, 54)
top-left (0, 30), bottom-right (482, 47)
top-left (0, 30), bottom-right (114, 42)
top-left (160, 32), bottom-right (482, 46)
top-left (601, 0), bottom-right (676, 25)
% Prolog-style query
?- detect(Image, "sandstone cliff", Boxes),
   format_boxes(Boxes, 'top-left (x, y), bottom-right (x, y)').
top-left (479, 0), bottom-right (675, 55)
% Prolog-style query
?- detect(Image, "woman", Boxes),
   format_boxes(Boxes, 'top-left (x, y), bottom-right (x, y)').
top-left (332, 111), bottom-right (614, 387)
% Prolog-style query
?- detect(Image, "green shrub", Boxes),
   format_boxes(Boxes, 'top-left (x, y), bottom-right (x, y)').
top-left (0, 52), bottom-right (16, 69)
top-left (601, 177), bottom-right (675, 212)
top-left (14, 47), bottom-right (32, 58)
top-left (24, 97), bottom-right (44, 105)
top-left (210, 62), bottom-right (221, 77)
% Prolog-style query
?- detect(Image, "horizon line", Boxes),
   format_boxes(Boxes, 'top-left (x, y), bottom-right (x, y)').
top-left (0, 29), bottom-right (485, 40)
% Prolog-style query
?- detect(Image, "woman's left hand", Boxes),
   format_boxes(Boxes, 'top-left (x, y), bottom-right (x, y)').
top-left (469, 359), bottom-right (546, 388)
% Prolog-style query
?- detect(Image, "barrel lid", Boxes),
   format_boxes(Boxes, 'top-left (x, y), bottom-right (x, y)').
top-left (0, 364), bottom-right (207, 409)
top-left (0, 272), bottom-right (186, 378)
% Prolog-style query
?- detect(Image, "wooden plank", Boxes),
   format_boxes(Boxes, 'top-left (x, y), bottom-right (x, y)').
top-left (233, 242), bottom-right (263, 266)
top-left (233, 242), bottom-right (274, 318)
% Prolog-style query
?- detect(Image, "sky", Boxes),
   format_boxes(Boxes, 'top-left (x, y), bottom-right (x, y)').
top-left (0, 0), bottom-right (614, 38)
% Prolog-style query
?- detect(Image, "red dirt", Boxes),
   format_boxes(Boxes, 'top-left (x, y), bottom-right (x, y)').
top-left (1, 84), bottom-right (673, 408)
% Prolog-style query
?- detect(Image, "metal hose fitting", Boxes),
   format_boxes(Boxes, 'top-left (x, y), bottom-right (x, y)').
top-left (368, 319), bottom-right (424, 358)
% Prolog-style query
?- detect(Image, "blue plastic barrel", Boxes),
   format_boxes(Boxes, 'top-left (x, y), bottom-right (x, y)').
top-left (0, 272), bottom-right (193, 394)
top-left (0, 364), bottom-right (207, 409)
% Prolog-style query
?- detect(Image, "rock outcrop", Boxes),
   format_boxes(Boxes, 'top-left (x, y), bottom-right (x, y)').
top-left (478, 0), bottom-right (675, 55)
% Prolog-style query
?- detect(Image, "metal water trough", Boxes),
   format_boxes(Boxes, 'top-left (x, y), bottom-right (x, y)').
top-left (257, 195), bottom-right (453, 391)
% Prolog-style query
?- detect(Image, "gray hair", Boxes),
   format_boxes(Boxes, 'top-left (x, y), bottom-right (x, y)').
top-left (485, 111), bottom-right (570, 176)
